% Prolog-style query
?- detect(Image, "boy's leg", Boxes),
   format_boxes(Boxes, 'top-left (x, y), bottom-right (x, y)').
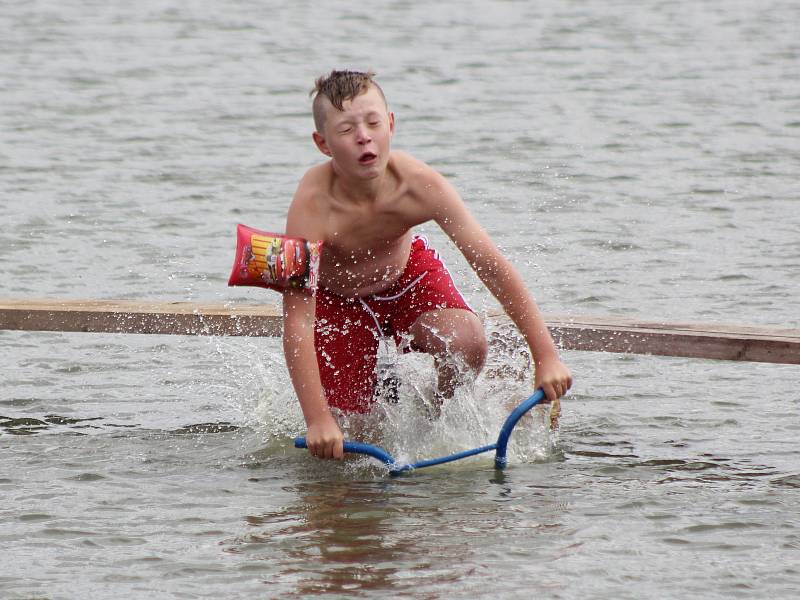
top-left (407, 308), bottom-right (488, 398)
top-left (314, 291), bottom-right (381, 413)
top-left (379, 236), bottom-right (486, 404)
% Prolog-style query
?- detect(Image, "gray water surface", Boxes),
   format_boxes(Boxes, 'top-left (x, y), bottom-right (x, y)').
top-left (2, 1), bottom-right (799, 598)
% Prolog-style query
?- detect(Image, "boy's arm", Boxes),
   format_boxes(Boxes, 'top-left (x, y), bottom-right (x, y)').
top-left (282, 289), bottom-right (344, 459)
top-left (283, 172), bottom-right (344, 459)
top-left (426, 170), bottom-right (573, 402)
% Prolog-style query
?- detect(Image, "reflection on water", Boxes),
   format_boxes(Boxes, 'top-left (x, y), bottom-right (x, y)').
top-left (225, 470), bottom-right (574, 597)
top-left (233, 481), bottom-right (410, 596)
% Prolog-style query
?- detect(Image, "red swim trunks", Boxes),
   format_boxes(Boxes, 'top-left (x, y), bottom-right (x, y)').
top-left (314, 236), bottom-right (473, 413)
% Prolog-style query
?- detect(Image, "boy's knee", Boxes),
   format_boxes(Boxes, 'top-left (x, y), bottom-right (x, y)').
top-left (410, 308), bottom-right (487, 369)
top-left (445, 313), bottom-right (487, 371)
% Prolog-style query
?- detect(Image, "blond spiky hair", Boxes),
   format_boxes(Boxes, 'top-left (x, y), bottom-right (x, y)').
top-left (310, 70), bottom-right (387, 132)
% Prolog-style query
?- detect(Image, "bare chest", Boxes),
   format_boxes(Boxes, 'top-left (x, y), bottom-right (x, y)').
top-left (318, 204), bottom-right (422, 297)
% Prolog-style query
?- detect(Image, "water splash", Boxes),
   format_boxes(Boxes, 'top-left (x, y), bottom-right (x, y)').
top-left (209, 319), bottom-right (559, 471)
top-left (375, 350), bottom-right (559, 468)
top-left (209, 336), bottom-right (304, 440)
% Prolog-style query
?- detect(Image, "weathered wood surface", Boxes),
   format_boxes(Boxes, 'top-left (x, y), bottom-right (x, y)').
top-left (1, 299), bottom-right (798, 365)
top-left (0, 298), bottom-right (283, 337)
top-left (536, 313), bottom-right (800, 365)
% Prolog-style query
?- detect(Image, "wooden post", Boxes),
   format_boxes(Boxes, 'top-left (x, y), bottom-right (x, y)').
top-left (1, 298), bottom-right (798, 365)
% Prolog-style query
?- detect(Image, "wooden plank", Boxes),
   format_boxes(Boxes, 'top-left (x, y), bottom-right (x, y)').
top-left (1, 298), bottom-right (798, 365)
top-left (0, 298), bottom-right (282, 337)
top-left (542, 315), bottom-right (800, 365)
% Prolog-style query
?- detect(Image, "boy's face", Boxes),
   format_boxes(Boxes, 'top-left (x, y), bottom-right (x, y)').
top-left (313, 85), bottom-right (395, 180)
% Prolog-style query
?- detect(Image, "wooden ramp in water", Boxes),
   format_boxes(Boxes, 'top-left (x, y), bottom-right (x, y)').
top-left (0, 298), bottom-right (798, 365)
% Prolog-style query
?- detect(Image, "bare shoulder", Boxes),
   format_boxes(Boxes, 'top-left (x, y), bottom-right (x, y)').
top-left (390, 150), bottom-right (462, 219)
top-left (390, 150), bottom-right (436, 181)
top-left (292, 163), bottom-right (331, 203)
top-left (389, 150), bottom-right (451, 197)
top-left (286, 163), bottom-right (332, 238)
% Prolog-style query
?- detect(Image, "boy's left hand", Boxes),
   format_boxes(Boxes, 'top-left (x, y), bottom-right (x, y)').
top-left (535, 358), bottom-right (573, 404)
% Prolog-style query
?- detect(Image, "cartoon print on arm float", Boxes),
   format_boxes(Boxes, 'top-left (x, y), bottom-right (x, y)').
top-left (229, 223), bottom-right (323, 293)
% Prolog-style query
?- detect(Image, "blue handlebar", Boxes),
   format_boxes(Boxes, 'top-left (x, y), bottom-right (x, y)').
top-left (494, 388), bottom-right (546, 468)
top-left (294, 438), bottom-right (396, 468)
top-left (294, 388), bottom-right (547, 475)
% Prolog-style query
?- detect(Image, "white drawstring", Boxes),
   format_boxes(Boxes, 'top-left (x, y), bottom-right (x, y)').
top-left (370, 271), bottom-right (428, 301)
top-left (359, 297), bottom-right (385, 338)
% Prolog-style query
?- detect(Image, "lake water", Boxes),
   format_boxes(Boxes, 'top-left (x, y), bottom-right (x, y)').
top-left (2, 1), bottom-right (799, 598)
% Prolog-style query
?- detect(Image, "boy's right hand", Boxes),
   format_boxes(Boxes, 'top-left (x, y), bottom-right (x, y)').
top-left (305, 413), bottom-right (345, 460)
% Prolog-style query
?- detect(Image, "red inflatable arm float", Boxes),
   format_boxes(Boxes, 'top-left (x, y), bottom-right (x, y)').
top-left (227, 224), bottom-right (323, 294)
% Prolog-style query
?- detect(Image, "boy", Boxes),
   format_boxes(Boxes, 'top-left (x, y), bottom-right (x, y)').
top-left (283, 70), bottom-right (572, 460)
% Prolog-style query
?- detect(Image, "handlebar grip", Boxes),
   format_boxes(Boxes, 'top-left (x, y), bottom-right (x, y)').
top-left (293, 437), bottom-right (396, 467)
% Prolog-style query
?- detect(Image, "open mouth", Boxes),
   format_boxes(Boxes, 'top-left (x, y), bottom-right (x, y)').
top-left (358, 152), bottom-right (378, 164)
